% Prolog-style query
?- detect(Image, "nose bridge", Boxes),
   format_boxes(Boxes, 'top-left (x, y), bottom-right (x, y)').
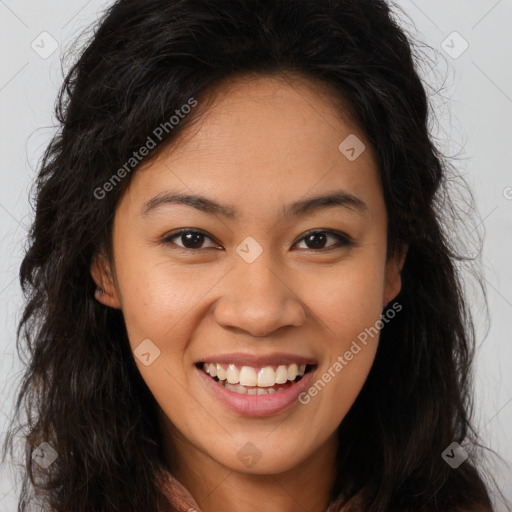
top-left (213, 243), bottom-right (306, 336)
top-left (236, 252), bottom-right (282, 304)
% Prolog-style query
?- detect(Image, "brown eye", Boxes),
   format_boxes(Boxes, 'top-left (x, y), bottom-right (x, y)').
top-left (163, 229), bottom-right (218, 250)
top-left (294, 230), bottom-right (353, 251)
top-left (162, 229), bottom-right (353, 252)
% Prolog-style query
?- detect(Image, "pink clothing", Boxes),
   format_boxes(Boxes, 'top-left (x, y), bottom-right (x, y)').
top-left (159, 471), bottom-right (203, 512)
top-left (157, 470), bottom-right (359, 512)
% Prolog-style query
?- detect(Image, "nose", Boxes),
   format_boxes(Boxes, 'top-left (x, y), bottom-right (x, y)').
top-left (212, 256), bottom-right (306, 337)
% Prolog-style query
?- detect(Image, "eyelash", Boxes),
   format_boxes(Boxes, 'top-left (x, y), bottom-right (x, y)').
top-left (161, 229), bottom-right (354, 252)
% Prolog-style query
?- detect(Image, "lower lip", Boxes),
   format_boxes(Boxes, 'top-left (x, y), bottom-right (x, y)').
top-left (196, 365), bottom-right (315, 417)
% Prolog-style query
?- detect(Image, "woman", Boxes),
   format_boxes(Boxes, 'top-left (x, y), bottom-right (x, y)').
top-left (2, 0), bottom-right (497, 510)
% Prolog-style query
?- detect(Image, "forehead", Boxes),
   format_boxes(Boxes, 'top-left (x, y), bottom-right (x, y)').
top-left (125, 73), bottom-right (383, 220)
top-left (166, 73), bottom-right (363, 159)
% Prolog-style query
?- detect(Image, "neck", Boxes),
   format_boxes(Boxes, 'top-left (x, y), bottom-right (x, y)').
top-left (160, 414), bottom-right (339, 512)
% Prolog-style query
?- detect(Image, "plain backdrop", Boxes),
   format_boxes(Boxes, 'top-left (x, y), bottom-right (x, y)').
top-left (0, 1), bottom-right (511, 510)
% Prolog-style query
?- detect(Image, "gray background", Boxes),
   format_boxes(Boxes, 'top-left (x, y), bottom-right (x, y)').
top-left (0, 1), bottom-right (511, 510)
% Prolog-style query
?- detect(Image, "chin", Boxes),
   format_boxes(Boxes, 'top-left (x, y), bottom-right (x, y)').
top-left (205, 440), bottom-right (311, 475)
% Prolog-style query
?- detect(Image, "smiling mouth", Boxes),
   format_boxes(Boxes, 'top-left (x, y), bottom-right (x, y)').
top-left (196, 362), bottom-right (315, 395)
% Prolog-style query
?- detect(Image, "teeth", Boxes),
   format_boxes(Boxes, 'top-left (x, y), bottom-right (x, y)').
top-left (287, 363), bottom-right (298, 381)
top-left (202, 362), bottom-right (309, 388)
top-left (208, 363), bottom-right (217, 377)
top-left (226, 364), bottom-right (239, 384)
top-left (224, 382), bottom-right (247, 394)
top-left (275, 365), bottom-right (288, 384)
top-left (219, 381), bottom-right (289, 395)
top-left (239, 366), bottom-right (258, 386)
top-left (258, 366), bottom-right (276, 387)
top-left (216, 364), bottom-right (226, 380)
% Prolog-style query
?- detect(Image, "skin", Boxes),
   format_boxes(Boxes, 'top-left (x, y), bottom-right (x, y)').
top-left (92, 73), bottom-right (406, 512)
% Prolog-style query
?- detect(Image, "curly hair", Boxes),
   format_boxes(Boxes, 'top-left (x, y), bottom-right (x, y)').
top-left (2, 0), bottom-right (496, 510)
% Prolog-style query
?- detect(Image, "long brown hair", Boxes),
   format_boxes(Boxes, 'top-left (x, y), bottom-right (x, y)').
top-left (3, 0), bottom-right (497, 510)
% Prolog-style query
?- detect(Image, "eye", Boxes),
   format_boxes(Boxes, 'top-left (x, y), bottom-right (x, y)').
top-left (162, 229), bottom-right (220, 250)
top-left (162, 229), bottom-right (353, 252)
top-left (293, 230), bottom-right (353, 251)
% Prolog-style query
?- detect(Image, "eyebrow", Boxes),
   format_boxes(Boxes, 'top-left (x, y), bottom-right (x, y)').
top-left (141, 189), bottom-right (368, 219)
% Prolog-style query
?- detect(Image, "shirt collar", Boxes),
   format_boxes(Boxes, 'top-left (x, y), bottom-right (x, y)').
top-left (159, 469), bottom-right (203, 512)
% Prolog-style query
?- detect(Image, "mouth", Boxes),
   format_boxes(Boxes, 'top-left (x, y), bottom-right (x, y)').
top-left (196, 362), bottom-right (315, 395)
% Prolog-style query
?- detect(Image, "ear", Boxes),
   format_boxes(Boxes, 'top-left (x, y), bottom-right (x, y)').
top-left (383, 244), bottom-right (407, 308)
top-left (90, 252), bottom-right (122, 309)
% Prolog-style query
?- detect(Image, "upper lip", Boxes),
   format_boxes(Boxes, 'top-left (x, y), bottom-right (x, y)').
top-left (197, 352), bottom-right (317, 367)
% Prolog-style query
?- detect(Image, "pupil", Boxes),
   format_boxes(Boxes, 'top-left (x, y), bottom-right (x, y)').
top-left (307, 233), bottom-right (326, 249)
top-left (183, 232), bottom-right (203, 248)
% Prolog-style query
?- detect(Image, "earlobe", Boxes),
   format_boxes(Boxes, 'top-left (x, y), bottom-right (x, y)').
top-left (90, 253), bottom-right (122, 309)
top-left (383, 245), bottom-right (408, 307)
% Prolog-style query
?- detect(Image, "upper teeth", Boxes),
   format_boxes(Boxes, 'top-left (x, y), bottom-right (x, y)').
top-left (203, 363), bottom-right (307, 387)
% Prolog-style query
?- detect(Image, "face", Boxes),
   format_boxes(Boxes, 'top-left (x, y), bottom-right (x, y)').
top-left (92, 74), bottom-right (404, 477)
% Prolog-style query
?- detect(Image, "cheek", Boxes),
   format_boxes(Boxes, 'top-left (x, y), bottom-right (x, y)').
top-left (302, 256), bottom-right (386, 342)
top-left (116, 249), bottom-right (218, 345)
top-left (298, 256), bottom-right (385, 412)
top-left (115, 257), bottom-right (208, 417)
